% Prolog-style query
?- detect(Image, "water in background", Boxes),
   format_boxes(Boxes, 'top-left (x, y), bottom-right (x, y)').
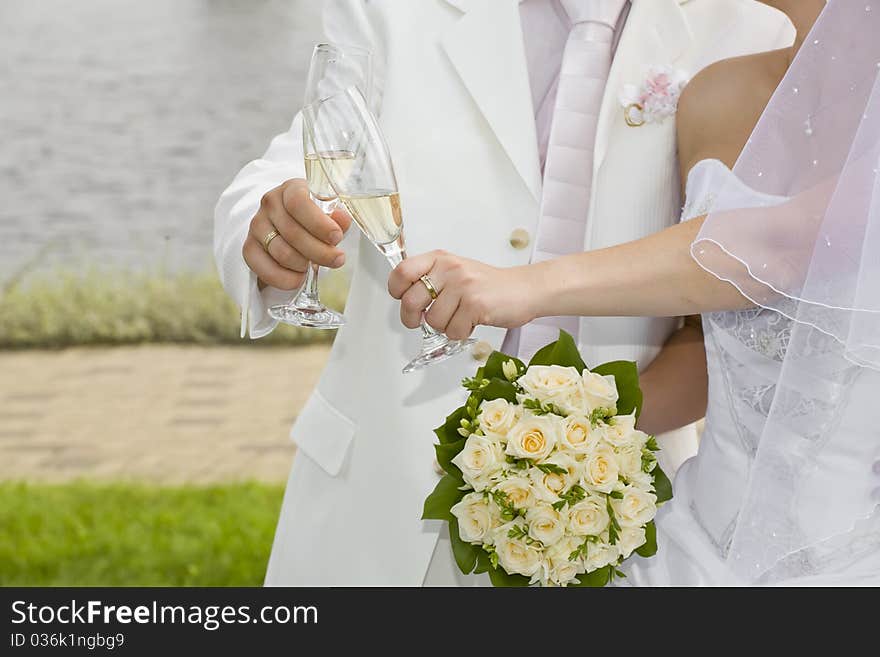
top-left (0, 0), bottom-right (323, 282)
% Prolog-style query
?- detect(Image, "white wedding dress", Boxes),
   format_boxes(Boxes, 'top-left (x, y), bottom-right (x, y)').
top-left (625, 159), bottom-right (880, 586)
top-left (426, 159), bottom-right (880, 587)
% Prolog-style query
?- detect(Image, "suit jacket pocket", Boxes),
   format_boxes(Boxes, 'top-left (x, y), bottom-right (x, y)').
top-left (289, 389), bottom-right (356, 477)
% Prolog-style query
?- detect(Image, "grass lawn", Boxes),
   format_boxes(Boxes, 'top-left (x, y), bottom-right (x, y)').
top-left (0, 482), bottom-right (285, 586)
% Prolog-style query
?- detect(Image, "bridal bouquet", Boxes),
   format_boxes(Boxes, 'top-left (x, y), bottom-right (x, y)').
top-left (423, 331), bottom-right (672, 587)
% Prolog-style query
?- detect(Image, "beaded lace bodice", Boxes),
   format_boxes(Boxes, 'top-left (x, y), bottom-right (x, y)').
top-left (678, 160), bottom-right (874, 579)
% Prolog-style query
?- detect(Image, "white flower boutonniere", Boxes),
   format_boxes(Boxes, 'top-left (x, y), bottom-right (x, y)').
top-left (620, 66), bottom-right (689, 127)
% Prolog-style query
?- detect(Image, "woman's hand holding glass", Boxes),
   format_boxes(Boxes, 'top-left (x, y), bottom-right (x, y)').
top-left (387, 251), bottom-right (540, 339)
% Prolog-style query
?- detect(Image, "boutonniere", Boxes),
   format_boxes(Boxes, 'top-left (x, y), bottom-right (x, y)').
top-left (619, 66), bottom-right (689, 127)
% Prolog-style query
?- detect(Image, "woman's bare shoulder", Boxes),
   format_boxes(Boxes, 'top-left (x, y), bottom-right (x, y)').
top-left (677, 51), bottom-right (784, 177)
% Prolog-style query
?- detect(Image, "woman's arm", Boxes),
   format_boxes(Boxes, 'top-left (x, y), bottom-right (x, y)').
top-left (386, 218), bottom-right (750, 340)
top-left (637, 316), bottom-right (708, 436)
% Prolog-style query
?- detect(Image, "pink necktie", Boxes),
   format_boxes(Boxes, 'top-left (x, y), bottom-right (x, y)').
top-left (509, 0), bottom-right (627, 362)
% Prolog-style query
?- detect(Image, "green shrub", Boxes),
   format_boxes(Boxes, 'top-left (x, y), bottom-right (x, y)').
top-left (0, 269), bottom-right (348, 348)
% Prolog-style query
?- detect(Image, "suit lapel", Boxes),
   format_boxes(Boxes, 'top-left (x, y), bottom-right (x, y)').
top-left (441, 0), bottom-right (542, 201)
top-left (592, 0), bottom-right (693, 173)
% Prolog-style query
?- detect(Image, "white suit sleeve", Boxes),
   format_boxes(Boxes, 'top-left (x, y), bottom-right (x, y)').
top-left (213, 0), bottom-right (385, 339)
top-left (213, 113), bottom-right (309, 339)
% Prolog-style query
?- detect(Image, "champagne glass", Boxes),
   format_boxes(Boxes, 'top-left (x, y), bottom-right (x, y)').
top-left (303, 87), bottom-right (477, 373)
top-left (269, 43), bottom-right (372, 329)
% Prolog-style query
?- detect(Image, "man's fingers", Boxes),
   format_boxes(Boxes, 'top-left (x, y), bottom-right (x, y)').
top-left (242, 238), bottom-right (305, 291)
top-left (264, 211), bottom-right (345, 268)
top-left (388, 251), bottom-right (441, 298)
top-left (250, 213), bottom-right (309, 273)
top-left (267, 235), bottom-right (309, 273)
top-left (282, 182), bottom-right (345, 245)
top-left (330, 206), bottom-right (353, 236)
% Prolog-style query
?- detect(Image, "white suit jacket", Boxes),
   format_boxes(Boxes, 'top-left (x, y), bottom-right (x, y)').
top-left (213, 0), bottom-right (793, 585)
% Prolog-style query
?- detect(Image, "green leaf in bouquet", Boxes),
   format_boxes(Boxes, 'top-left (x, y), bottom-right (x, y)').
top-left (434, 406), bottom-right (469, 445)
top-left (552, 484), bottom-right (587, 511)
top-left (489, 489), bottom-right (518, 521)
top-left (527, 330), bottom-right (587, 372)
top-left (571, 566), bottom-right (611, 588)
top-left (591, 360), bottom-right (643, 420)
top-left (635, 520), bottom-right (658, 558)
top-left (448, 519), bottom-right (479, 575)
top-left (536, 463), bottom-right (568, 476)
top-left (479, 378), bottom-right (518, 403)
top-left (486, 565), bottom-right (531, 587)
top-left (474, 548), bottom-right (493, 574)
top-left (606, 496), bottom-right (621, 545)
top-left (422, 474), bottom-right (466, 521)
top-left (523, 398), bottom-right (568, 417)
top-left (481, 351), bottom-right (525, 382)
top-left (652, 465), bottom-right (673, 504)
top-left (434, 439), bottom-right (466, 483)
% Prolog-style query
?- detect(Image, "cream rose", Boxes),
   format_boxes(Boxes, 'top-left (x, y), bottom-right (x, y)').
top-left (451, 435), bottom-right (503, 491)
top-left (627, 470), bottom-right (655, 491)
top-left (529, 452), bottom-right (579, 502)
top-left (584, 541), bottom-right (617, 571)
top-left (617, 525), bottom-right (647, 559)
top-left (581, 372), bottom-right (619, 413)
top-left (615, 443), bottom-right (643, 478)
top-left (545, 537), bottom-right (584, 586)
top-left (584, 444), bottom-right (620, 494)
top-left (493, 476), bottom-right (534, 509)
top-left (505, 415), bottom-right (560, 461)
top-left (518, 365), bottom-right (585, 411)
top-left (477, 398), bottom-right (520, 438)
top-left (450, 493), bottom-right (493, 544)
top-left (613, 485), bottom-right (657, 528)
top-left (568, 497), bottom-right (610, 536)
top-left (560, 414), bottom-right (598, 454)
top-left (602, 413), bottom-right (638, 447)
top-left (525, 504), bottom-right (566, 547)
top-left (494, 524), bottom-right (543, 577)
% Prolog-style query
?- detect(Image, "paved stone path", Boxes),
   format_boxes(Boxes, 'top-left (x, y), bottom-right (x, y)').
top-left (0, 345), bottom-right (330, 483)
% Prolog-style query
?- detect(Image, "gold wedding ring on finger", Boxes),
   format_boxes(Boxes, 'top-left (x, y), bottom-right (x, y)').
top-left (263, 229), bottom-right (279, 252)
top-left (420, 274), bottom-right (439, 300)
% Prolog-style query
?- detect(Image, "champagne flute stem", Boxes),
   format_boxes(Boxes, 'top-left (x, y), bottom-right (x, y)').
top-left (295, 262), bottom-right (321, 305)
top-left (291, 193), bottom-right (339, 306)
top-left (420, 319), bottom-right (443, 339)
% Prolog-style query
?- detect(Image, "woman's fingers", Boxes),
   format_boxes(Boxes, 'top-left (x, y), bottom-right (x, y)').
top-left (423, 279), bottom-right (461, 333)
top-left (399, 280), bottom-right (435, 329)
top-left (388, 251), bottom-right (443, 299)
top-left (445, 306), bottom-right (476, 341)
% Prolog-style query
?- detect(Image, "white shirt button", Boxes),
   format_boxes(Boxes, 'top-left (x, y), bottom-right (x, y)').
top-left (509, 228), bottom-right (530, 249)
top-left (470, 340), bottom-right (493, 361)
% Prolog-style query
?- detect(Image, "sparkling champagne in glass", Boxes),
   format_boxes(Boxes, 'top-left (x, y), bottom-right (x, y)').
top-left (268, 43), bottom-right (371, 329)
top-left (303, 87), bottom-right (476, 373)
